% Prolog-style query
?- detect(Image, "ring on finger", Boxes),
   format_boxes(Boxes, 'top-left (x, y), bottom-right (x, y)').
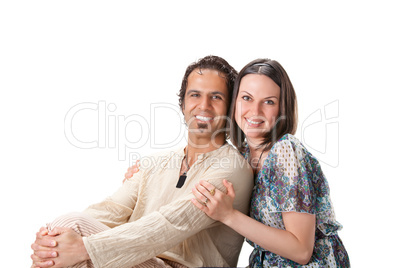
top-left (203, 197), bottom-right (209, 206)
top-left (209, 188), bottom-right (215, 196)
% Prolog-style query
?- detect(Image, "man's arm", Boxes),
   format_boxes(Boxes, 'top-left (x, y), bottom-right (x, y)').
top-left (31, 166), bottom-right (144, 267)
top-left (83, 169), bottom-right (142, 227)
top-left (32, 150), bottom-right (253, 268)
top-left (83, 197), bottom-right (210, 267)
top-left (83, 160), bottom-right (253, 268)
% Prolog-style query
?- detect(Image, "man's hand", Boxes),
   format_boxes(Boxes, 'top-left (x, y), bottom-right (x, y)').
top-left (31, 227), bottom-right (57, 268)
top-left (31, 227), bottom-right (90, 268)
top-left (123, 160), bottom-right (140, 183)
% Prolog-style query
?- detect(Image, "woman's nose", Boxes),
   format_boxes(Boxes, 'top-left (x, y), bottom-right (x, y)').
top-left (249, 102), bottom-right (262, 116)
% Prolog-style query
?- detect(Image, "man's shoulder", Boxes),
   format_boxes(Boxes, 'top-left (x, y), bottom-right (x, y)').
top-left (216, 143), bottom-right (248, 163)
top-left (204, 144), bottom-right (254, 206)
top-left (142, 147), bottom-right (182, 158)
top-left (138, 147), bottom-right (183, 170)
top-left (205, 144), bottom-right (252, 175)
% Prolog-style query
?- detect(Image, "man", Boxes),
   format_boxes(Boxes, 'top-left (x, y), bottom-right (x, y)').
top-left (31, 55), bottom-right (254, 268)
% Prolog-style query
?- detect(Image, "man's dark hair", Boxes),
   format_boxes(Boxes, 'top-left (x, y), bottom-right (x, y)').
top-left (178, 55), bottom-right (237, 112)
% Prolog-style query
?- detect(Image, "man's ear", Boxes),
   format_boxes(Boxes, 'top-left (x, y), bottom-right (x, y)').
top-left (181, 104), bottom-right (186, 124)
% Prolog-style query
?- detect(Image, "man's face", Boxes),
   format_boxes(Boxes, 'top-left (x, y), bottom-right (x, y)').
top-left (183, 69), bottom-right (229, 141)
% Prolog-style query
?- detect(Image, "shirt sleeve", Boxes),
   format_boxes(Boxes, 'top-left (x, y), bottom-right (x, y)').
top-left (83, 170), bottom-right (142, 228)
top-left (82, 155), bottom-right (253, 268)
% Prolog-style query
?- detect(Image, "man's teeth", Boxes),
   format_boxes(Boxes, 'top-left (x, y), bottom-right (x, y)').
top-left (196, 116), bottom-right (213, 121)
top-left (246, 118), bottom-right (263, 124)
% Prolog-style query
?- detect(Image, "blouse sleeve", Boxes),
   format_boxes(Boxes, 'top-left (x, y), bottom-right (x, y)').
top-left (252, 135), bottom-right (341, 240)
top-left (265, 137), bottom-right (329, 215)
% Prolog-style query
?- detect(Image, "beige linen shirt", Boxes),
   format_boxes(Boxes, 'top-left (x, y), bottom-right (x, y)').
top-left (82, 143), bottom-right (253, 268)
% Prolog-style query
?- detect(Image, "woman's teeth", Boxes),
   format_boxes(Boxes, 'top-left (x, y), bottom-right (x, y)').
top-left (246, 118), bottom-right (263, 125)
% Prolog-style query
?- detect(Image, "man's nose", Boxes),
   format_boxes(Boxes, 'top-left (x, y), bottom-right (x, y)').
top-left (199, 96), bottom-right (212, 109)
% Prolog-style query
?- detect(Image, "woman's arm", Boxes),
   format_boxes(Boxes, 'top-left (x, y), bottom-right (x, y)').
top-left (192, 180), bottom-right (315, 265)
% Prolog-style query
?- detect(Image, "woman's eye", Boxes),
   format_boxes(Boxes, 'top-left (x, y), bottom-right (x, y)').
top-left (242, 96), bottom-right (251, 101)
top-left (265, 100), bottom-right (274, 105)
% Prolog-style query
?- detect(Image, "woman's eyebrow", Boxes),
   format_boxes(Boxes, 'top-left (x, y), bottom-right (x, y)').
top-left (264, 96), bottom-right (279, 100)
top-left (240, 91), bottom-right (253, 96)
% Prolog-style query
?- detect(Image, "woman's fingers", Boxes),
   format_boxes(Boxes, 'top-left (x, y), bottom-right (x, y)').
top-left (190, 197), bottom-right (206, 211)
top-left (194, 182), bottom-right (212, 202)
top-left (192, 186), bottom-right (209, 203)
top-left (192, 180), bottom-right (231, 207)
top-left (198, 180), bottom-right (228, 198)
top-left (223, 179), bottom-right (235, 198)
top-left (198, 180), bottom-right (214, 193)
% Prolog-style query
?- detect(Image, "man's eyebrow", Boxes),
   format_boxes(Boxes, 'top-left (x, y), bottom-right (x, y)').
top-left (186, 90), bottom-right (226, 97)
top-left (186, 89), bottom-right (200, 95)
top-left (210, 91), bottom-right (226, 97)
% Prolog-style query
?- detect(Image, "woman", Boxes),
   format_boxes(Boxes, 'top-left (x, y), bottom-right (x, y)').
top-left (191, 59), bottom-right (350, 267)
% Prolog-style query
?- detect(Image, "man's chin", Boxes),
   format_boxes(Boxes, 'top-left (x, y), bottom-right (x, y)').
top-left (197, 123), bottom-right (209, 129)
top-left (188, 127), bottom-right (214, 137)
top-left (188, 123), bottom-right (227, 138)
top-left (191, 128), bottom-right (211, 135)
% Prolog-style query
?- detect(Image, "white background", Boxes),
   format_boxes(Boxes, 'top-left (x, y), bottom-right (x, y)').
top-left (1, 1), bottom-right (401, 267)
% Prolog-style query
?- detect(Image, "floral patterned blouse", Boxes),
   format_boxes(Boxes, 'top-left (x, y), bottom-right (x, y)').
top-left (244, 134), bottom-right (350, 267)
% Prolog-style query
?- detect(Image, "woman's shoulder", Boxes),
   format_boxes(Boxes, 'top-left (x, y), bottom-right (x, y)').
top-left (271, 133), bottom-right (304, 154)
top-left (270, 133), bottom-right (320, 168)
top-left (274, 133), bottom-right (298, 145)
top-left (262, 134), bottom-right (333, 215)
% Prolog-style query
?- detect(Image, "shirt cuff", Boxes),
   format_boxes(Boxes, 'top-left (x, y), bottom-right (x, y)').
top-left (82, 236), bottom-right (100, 268)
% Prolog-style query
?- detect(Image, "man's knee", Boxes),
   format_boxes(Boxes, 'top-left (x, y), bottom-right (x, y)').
top-left (47, 212), bottom-right (108, 237)
top-left (47, 212), bottom-right (88, 231)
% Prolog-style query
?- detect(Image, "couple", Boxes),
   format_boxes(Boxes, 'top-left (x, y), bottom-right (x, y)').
top-left (31, 56), bottom-right (350, 267)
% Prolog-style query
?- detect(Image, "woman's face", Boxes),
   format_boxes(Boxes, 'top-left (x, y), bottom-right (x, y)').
top-left (234, 74), bottom-right (281, 147)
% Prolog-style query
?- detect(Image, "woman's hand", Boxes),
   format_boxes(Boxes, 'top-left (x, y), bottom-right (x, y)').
top-left (123, 160), bottom-right (140, 183)
top-left (191, 179), bottom-right (236, 223)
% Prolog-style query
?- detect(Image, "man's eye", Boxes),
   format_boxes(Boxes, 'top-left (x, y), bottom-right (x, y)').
top-left (212, 95), bottom-right (222, 100)
top-left (191, 94), bottom-right (200, 97)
